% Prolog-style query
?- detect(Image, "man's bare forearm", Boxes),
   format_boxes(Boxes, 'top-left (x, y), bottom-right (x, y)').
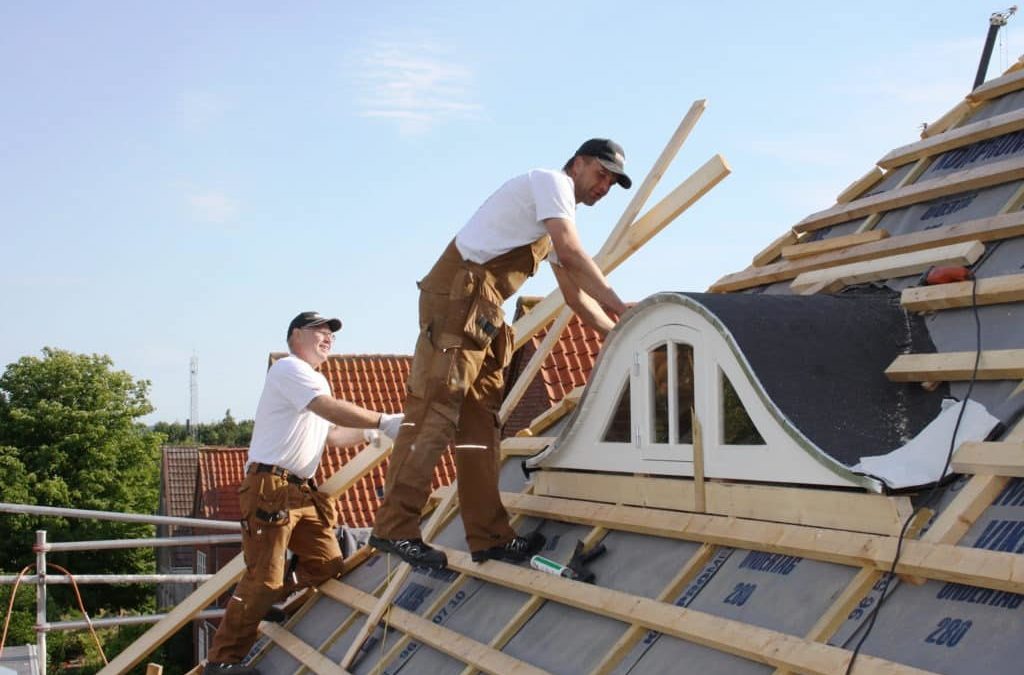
top-left (308, 395), bottom-right (381, 429)
top-left (559, 250), bottom-right (626, 314)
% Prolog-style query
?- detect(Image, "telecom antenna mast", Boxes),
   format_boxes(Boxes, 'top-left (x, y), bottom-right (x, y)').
top-left (190, 354), bottom-right (199, 442)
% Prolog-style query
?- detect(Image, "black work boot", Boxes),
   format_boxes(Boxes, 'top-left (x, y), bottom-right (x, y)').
top-left (368, 534), bottom-right (448, 569)
top-left (203, 662), bottom-right (260, 675)
top-left (471, 531), bottom-right (546, 563)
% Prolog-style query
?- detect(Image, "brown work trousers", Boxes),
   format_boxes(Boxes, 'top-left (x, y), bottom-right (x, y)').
top-left (374, 239), bottom-right (548, 552)
top-left (207, 470), bottom-right (343, 665)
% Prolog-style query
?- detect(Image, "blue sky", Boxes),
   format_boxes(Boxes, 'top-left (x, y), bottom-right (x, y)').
top-left (1, 2), bottom-right (1019, 424)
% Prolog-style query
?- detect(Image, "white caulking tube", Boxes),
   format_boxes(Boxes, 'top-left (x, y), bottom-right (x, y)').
top-left (530, 555), bottom-right (573, 578)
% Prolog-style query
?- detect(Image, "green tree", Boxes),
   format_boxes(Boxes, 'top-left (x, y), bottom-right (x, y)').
top-left (0, 347), bottom-right (163, 665)
top-left (152, 409), bottom-right (254, 447)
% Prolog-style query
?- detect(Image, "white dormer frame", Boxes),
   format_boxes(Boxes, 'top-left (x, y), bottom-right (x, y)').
top-left (528, 295), bottom-right (881, 491)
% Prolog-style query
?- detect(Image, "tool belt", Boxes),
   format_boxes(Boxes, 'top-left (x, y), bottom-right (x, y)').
top-left (247, 462), bottom-right (313, 487)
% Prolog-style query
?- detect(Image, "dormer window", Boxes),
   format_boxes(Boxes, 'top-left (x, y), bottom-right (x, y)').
top-left (649, 342), bottom-right (695, 445)
top-left (722, 369), bottom-right (764, 445)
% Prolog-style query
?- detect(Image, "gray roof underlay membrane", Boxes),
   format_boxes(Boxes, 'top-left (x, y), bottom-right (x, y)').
top-left (823, 477), bottom-right (1024, 673)
top-left (921, 128), bottom-right (1024, 180)
top-left (963, 87), bottom-right (1024, 123)
top-left (874, 181), bottom-right (1023, 237)
top-left (596, 531), bottom-right (862, 674)
top-left (866, 161), bottom-right (917, 197)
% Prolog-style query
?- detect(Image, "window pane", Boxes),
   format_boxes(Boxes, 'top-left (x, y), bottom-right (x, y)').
top-left (602, 379), bottom-right (632, 442)
top-left (650, 345), bottom-right (669, 443)
top-left (676, 344), bottom-right (694, 443)
top-left (722, 371), bottom-right (765, 445)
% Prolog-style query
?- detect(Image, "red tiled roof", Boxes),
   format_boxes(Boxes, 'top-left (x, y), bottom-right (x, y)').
top-left (503, 298), bottom-right (606, 436)
top-left (196, 354), bottom-right (457, 529)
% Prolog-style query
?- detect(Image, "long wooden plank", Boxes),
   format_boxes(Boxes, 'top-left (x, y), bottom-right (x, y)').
top-left (590, 543), bottom-right (718, 675)
top-left (500, 436), bottom-right (556, 458)
top-left (526, 386), bottom-right (583, 435)
top-left (952, 441), bottom-right (1024, 476)
top-left (499, 492), bottom-right (1024, 595)
top-left (968, 66), bottom-right (1024, 103)
top-left (514, 154), bottom-right (731, 349)
top-left (259, 622), bottom-right (349, 675)
top-left (499, 309), bottom-right (572, 425)
top-left (709, 210), bottom-right (1024, 293)
top-left (438, 548), bottom-right (934, 675)
top-left (597, 99), bottom-right (708, 258)
top-left (793, 154), bottom-right (1024, 233)
top-left (781, 229), bottom-right (889, 260)
top-left (880, 107), bottom-right (1024, 169)
top-left (789, 240), bottom-right (985, 294)
top-left (322, 580), bottom-right (551, 675)
top-left (921, 100), bottom-right (976, 139)
top-left (99, 443), bottom-right (392, 675)
top-left (885, 349), bottom-right (1024, 382)
top-left (533, 472), bottom-right (912, 536)
top-left (751, 229), bottom-right (799, 267)
top-left (836, 166), bottom-right (885, 203)
top-left (901, 272), bottom-right (1024, 311)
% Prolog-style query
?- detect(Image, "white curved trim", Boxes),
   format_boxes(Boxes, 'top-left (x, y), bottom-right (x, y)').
top-left (528, 295), bottom-right (881, 491)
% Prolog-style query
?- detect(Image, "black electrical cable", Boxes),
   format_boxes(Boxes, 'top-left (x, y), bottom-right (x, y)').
top-left (844, 277), bottom-right (982, 674)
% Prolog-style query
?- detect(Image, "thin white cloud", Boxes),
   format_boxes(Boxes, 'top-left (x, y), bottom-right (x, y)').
top-left (349, 38), bottom-right (482, 135)
top-left (187, 191), bottom-right (239, 225)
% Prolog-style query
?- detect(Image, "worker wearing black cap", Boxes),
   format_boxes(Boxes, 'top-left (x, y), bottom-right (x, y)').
top-left (371, 139), bottom-right (631, 570)
top-left (203, 311), bottom-right (403, 674)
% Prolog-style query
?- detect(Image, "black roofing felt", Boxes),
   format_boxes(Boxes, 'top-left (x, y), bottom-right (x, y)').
top-left (679, 289), bottom-right (946, 467)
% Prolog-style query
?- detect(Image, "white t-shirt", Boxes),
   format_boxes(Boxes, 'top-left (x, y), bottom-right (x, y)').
top-left (246, 355), bottom-right (333, 479)
top-left (454, 169), bottom-right (575, 264)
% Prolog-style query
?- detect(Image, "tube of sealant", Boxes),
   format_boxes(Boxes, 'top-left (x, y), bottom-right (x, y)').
top-left (530, 555), bottom-right (571, 578)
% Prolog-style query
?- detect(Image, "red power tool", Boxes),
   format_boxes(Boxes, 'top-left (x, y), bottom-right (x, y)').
top-left (919, 265), bottom-right (973, 286)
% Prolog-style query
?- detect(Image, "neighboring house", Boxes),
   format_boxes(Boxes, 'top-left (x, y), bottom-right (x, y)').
top-left (155, 446), bottom-right (199, 611)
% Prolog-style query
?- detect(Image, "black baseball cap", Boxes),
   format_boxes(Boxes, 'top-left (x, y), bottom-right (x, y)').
top-left (287, 311), bottom-right (342, 339)
top-left (575, 138), bottom-right (632, 189)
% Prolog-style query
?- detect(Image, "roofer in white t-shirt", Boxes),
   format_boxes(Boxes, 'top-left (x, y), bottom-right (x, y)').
top-left (371, 138), bottom-right (631, 569)
top-left (204, 311), bottom-right (403, 675)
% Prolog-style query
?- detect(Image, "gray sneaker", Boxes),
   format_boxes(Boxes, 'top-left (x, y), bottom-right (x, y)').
top-left (203, 662), bottom-right (260, 675)
top-left (368, 534), bottom-right (448, 569)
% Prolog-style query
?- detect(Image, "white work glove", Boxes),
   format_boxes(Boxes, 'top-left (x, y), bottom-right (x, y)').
top-left (377, 412), bottom-right (404, 441)
top-left (362, 428), bottom-right (381, 445)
